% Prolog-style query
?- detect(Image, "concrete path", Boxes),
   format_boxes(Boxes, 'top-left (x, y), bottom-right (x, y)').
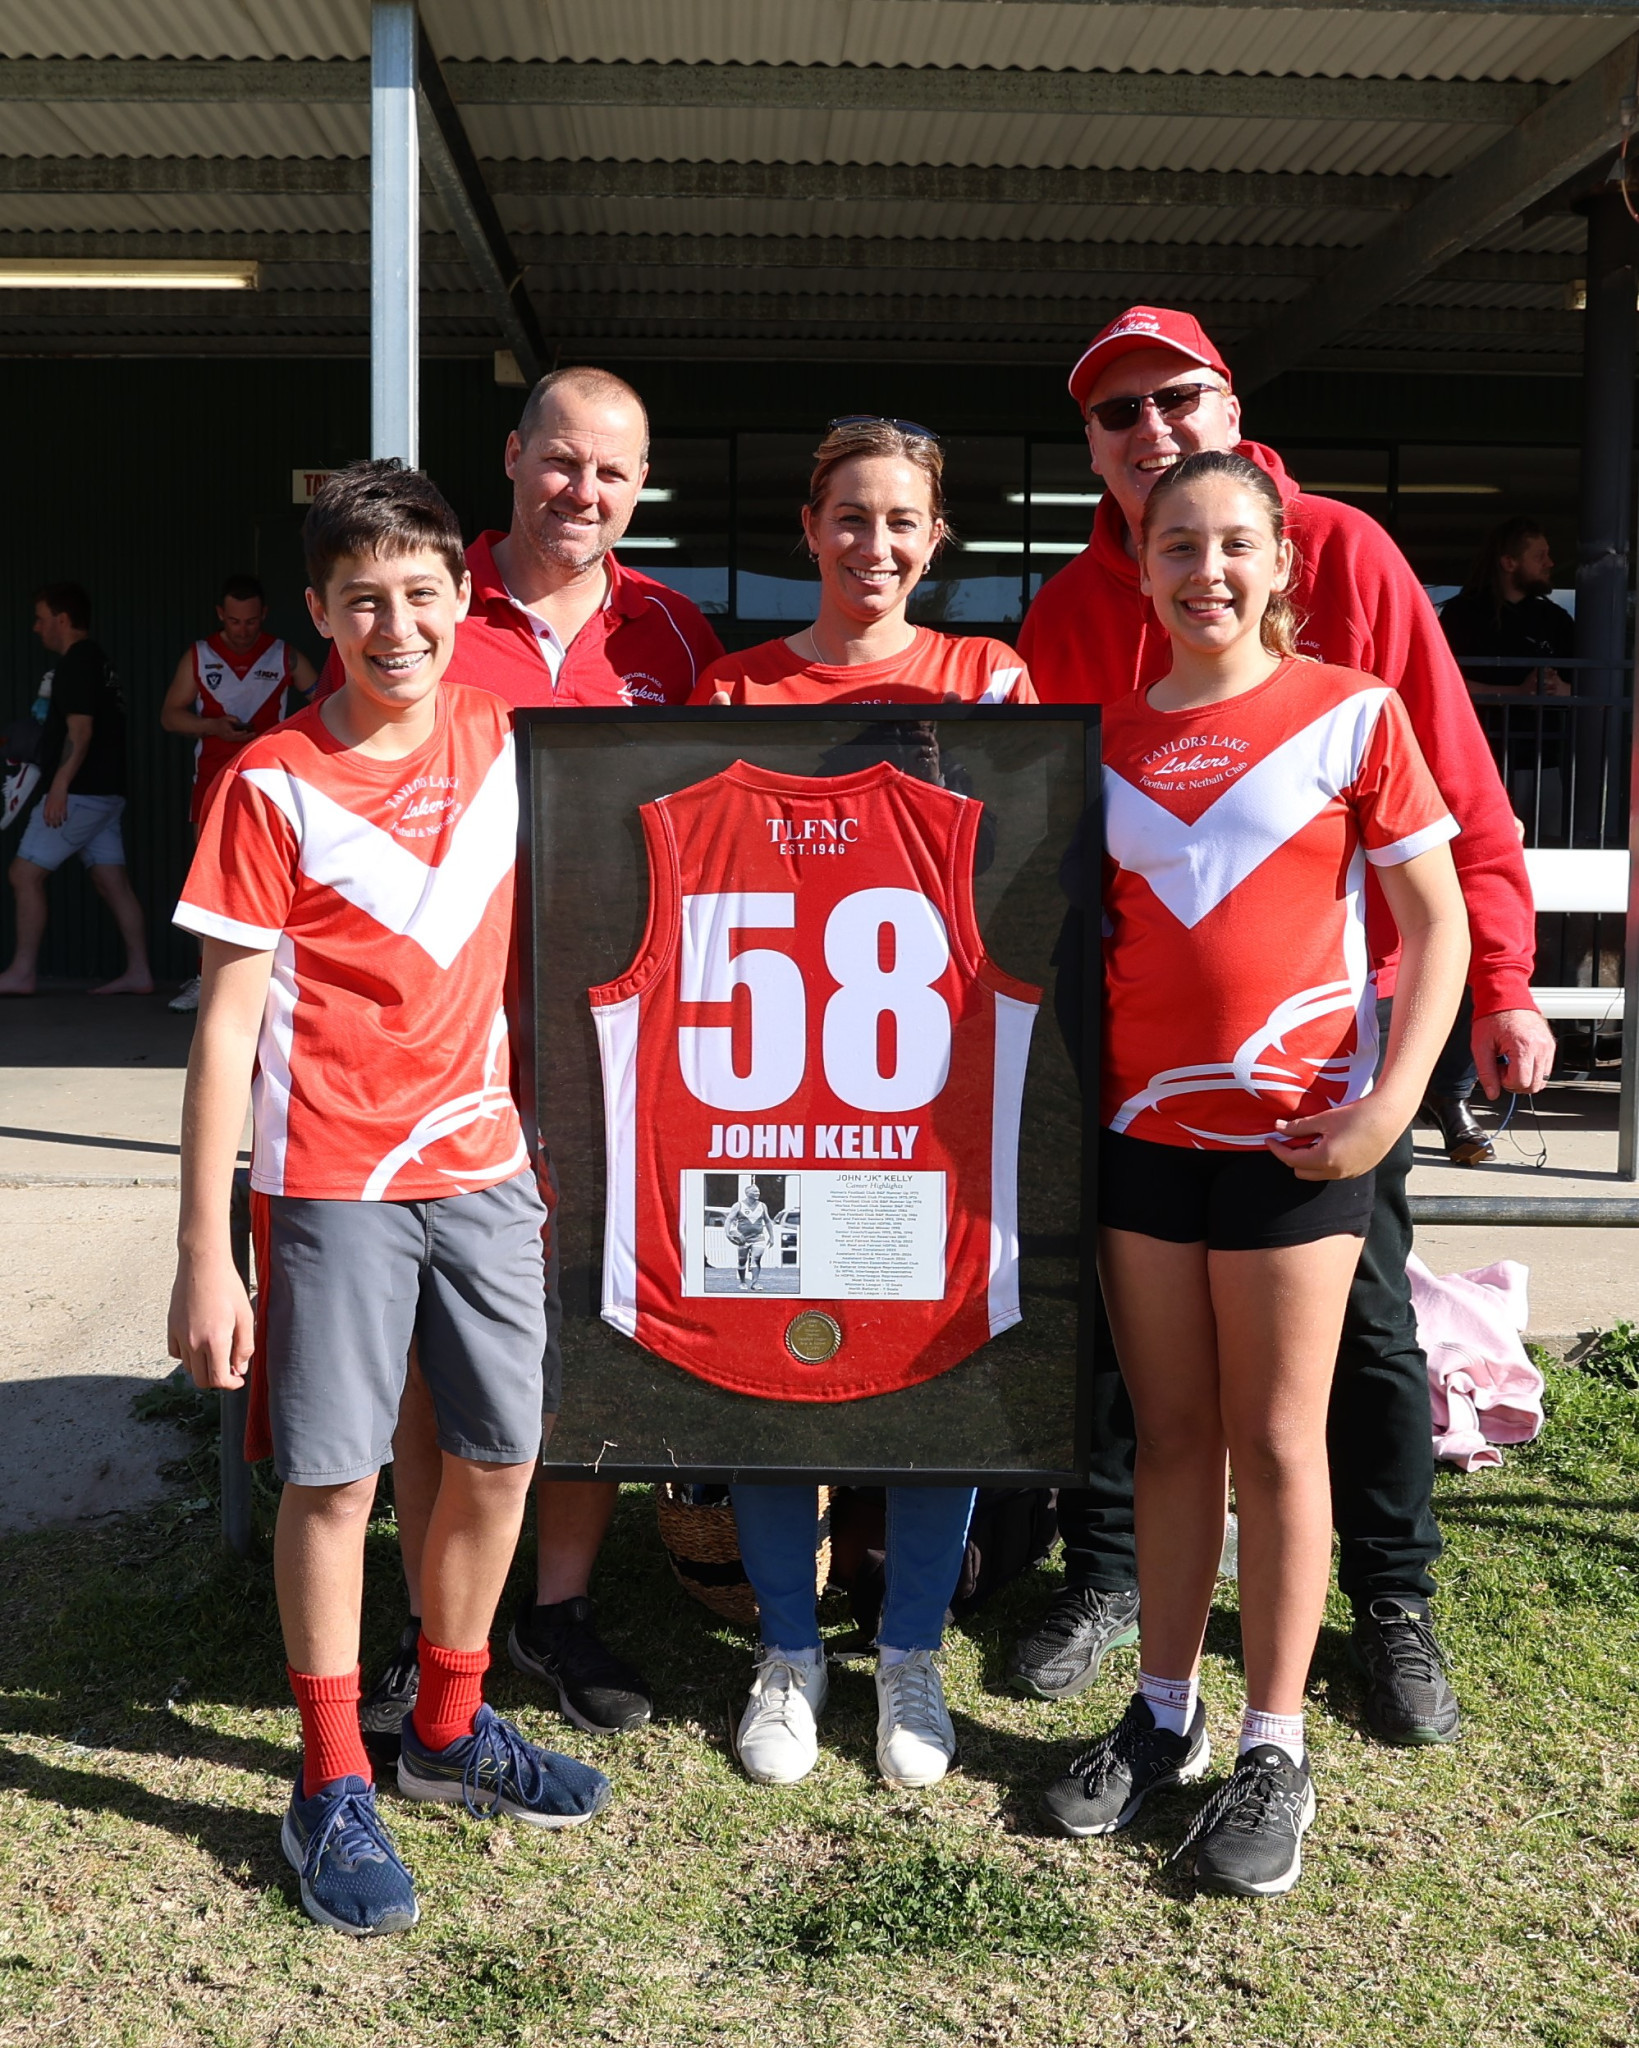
top-left (0, 991), bottom-right (1632, 1533)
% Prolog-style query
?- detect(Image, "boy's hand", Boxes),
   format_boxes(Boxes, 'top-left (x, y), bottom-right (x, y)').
top-left (1266, 1097), bottom-right (1406, 1182)
top-left (168, 1252), bottom-right (255, 1390)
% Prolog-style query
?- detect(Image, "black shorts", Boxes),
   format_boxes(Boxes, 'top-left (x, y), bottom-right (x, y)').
top-left (1098, 1128), bottom-right (1374, 1251)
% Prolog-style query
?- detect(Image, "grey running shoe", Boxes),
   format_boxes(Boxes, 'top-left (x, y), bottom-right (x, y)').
top-left (398, 1703), bottom-right (611, 1828)
top-left (167, 976), bottom-right (201, 1014)
top-left (1041, 1693), bottom-right (1210, 1838)
top-left (1172, 1745), bottom-right (1316, 1897)
top-left (1008, 1585), bottom-right (1141, 1699)
top-left (1351, 1599), bottom-right (1460, 1746)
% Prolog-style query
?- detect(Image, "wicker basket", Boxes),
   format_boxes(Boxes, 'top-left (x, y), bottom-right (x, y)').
top-left (654, 1484), bottom-right (832, 1627)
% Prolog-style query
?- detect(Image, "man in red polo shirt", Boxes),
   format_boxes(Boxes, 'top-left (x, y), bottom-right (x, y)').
top-left (358, 368), bottom-right (724, 1754)
top-left (1013, 307), bottom-right (1555, 1751)
top-left (316, 367), bottom-right (721, 708)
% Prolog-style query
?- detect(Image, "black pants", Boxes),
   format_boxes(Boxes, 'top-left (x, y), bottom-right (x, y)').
top-left (1061, 989), bottom-right (1441, 1608)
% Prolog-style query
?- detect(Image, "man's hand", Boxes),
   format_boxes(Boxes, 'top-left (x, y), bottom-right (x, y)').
top-left (168, 1249), bottom-right (254, 1390)
top-left (207, 715), bottom-right (250, 742)
top-left (41, 779), bottom-right (70, 828)
top-left (1472, 1007), bottom-right (1556, 1098)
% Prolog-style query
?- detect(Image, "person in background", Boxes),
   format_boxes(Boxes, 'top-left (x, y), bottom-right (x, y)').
top-left (1439, 518), bottom-right (1574, 699)
top-left (0, 583), bottom-right (151, 998)
top-left (696, 416), bottom-right (1035, 1794)
top-left (358, 367), bottom-right (725, 1762)
top-left (1012, 306), bottom-right (1553, 1751)
top-left (159, 573), bottom-right (317, 1013)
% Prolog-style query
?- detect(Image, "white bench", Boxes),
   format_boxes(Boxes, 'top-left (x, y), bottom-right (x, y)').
top-left (1523, 848), bottom-right (1628, 1025)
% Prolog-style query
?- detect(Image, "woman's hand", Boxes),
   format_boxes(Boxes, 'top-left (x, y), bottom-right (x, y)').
top-left (1266, 1097), bottom-right (1407, 1181)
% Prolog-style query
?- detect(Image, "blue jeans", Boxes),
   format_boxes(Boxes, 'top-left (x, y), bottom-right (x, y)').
top-left (731, 1483), bottom-right (976, 1654)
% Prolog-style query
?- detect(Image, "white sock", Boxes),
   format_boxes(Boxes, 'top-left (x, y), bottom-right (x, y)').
top-left (1240, 1706), bottom-right (1305, 1767)
top-left (1138, 1669), bottom-right (1199, 1737)
top-left (878, 1644), bottom-right (920, 1668)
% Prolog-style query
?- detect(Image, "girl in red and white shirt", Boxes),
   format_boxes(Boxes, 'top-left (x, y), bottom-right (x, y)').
top-left (1042, 451), bottom-right (1468, 1894)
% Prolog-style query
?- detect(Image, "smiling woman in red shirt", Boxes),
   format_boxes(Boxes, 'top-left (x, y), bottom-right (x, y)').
top-left (694, 418), bottom-right (1033, 1801)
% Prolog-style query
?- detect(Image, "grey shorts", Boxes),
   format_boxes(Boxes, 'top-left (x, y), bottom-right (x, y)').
top-left (262, 1169), bottom-right (548, 1487)
top-left (17, 792), bottom-right (127, 871)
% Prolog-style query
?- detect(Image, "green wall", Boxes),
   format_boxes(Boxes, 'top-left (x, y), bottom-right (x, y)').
top-left (0, 353), bottom-right (1583, 984)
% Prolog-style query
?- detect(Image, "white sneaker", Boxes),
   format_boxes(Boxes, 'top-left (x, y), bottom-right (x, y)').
top-left (167, 976), bottom-right (201, 1013)
top-left (875, 1650), bottom-right (956, 1789)
top-left (736, 1648), bottom-right (828, 1785)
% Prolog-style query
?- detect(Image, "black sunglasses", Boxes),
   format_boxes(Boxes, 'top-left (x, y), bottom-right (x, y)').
top-left (827, 414), bottom-right (942, 443)
top-left (1085, 381), bottom-right (1223, 433)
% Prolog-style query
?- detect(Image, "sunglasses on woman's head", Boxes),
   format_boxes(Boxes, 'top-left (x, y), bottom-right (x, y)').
top-left (827, 414), bottom-right (942, 443)
top-left (1085, 381), bottom-right (1223, 433)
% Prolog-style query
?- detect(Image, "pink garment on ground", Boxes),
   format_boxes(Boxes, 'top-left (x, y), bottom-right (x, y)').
top-left (1408, 1253), bottom-right (1545, 1472)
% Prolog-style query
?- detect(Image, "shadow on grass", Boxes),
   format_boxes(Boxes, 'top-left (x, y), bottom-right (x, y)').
top-left (0, 1745), bottom-right (296, 1897)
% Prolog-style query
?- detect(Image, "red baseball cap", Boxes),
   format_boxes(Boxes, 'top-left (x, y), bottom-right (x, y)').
top-left (1068, 306), bottom-right (1232, 411)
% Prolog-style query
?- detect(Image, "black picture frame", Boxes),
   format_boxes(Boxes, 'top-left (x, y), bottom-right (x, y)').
top-left (514, 704), bottom-right (1100, 1486)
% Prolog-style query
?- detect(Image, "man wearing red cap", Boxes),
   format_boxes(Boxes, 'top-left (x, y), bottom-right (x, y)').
top-left (1013, 306), bottom-right (1553, 1746)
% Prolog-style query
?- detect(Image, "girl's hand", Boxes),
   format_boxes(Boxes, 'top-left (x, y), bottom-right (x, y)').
top-left (1266, 1098), bottom-right (1406, 1182)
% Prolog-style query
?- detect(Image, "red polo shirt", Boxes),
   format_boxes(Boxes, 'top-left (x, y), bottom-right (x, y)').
top-left (315, 533), bottom-right (724, 708)
top-left (1017, 441), bottom-right (1537, 1019)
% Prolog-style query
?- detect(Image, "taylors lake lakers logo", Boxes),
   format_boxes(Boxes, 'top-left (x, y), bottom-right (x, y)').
top-left (785, 1311), bottom-right (842, 1364)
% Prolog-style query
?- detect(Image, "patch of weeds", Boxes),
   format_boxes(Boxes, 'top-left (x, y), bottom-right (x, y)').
top-left (130, 1368), bottom-right (215, 1433)
top-left (1580, 1321), bottom-right (1639, 1393)
top-left (731, 1840), bottom-right (1088, 1968)
top-left (389, 1938), bottom-right (583, 2037)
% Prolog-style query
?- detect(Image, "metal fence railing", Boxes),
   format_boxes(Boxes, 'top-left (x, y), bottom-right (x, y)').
top-left (1457, 656), bottom-right (1636, 1191)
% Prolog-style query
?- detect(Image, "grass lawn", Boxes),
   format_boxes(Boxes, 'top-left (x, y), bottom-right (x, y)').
top-left (1, 1358), bottom-right (1636, 2048)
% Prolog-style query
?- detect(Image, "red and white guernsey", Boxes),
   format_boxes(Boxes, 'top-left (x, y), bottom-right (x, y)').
top-left (589, 761), bottom-right (1041, 1402)
top-left (190, 634), bottom-right (296, 823)
top-left (1100, 662), bottom-right (1458, 1148)
top-left (175, 688), bottom-right (528, 1203)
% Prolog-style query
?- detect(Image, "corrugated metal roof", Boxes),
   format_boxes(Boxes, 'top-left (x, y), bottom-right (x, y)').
top-left (422, 1), bottom-right (1628, 87)
top-left (459, 106), bottom-right (1495, 179)
top-left (2, 0), bottom-right (1624, 85)
top-left (491, 195), bottom-right (1389, 247)
top-left (0, 102), bottom-right (367, 160)
top-left (0, 1), bottom-right (366, 61)
top-left (0, 1), bottom-right (1612, 369)
top-left (0, 193), bottom-right (367, 232)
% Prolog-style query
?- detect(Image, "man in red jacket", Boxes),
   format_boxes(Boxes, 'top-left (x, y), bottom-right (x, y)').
top-left (1013, 307), bottom-right (1554, 1747)
top-left (354, 367), bottom-right (724, 1755)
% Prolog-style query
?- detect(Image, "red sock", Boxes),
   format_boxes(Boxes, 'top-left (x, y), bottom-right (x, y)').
top-left (288, 1665), bottom-right (370, 1795)
top-left (411, 1635), bottom-right (489, 1753)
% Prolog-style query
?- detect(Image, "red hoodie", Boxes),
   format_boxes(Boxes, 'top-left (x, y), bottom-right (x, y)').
top-left (1016, 441), bottom-right (1536, 1017)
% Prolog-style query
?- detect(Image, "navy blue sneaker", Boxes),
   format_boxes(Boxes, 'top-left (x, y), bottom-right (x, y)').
top-left (279, 1772), bottom-right (419, 1936)
top-left (397, 1702), bottom-right (611, 1828)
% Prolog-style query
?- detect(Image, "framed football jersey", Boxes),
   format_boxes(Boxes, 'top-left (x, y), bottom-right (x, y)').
top-left (516, 705), bottom-right (1099, 1485)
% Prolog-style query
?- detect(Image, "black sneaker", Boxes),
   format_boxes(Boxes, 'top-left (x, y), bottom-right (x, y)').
top-left (507, 1593), bottom-right (653, 1735)
top-left (1008, 1585), bottom-right (1141, 1700)
top-left (359, 1621), bottom-right (420, 1769)
top-left (1351, 1598), bottom-right (1460, 1746)
top-left (1173, 1745), bottom-right (1316, 1897)
top-left (1041, 1693), bottom-right (1210, 1838)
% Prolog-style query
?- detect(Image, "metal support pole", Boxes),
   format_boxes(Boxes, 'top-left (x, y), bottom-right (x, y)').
top-left (1620, 681), bottom-right (1639, 1178)
top-left (371, 2), bottom-right (418, 465)
top-left (1572, 187), bottom-right (1637, 844)
top-left (221, 1169), bottom-right (254, 1556)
